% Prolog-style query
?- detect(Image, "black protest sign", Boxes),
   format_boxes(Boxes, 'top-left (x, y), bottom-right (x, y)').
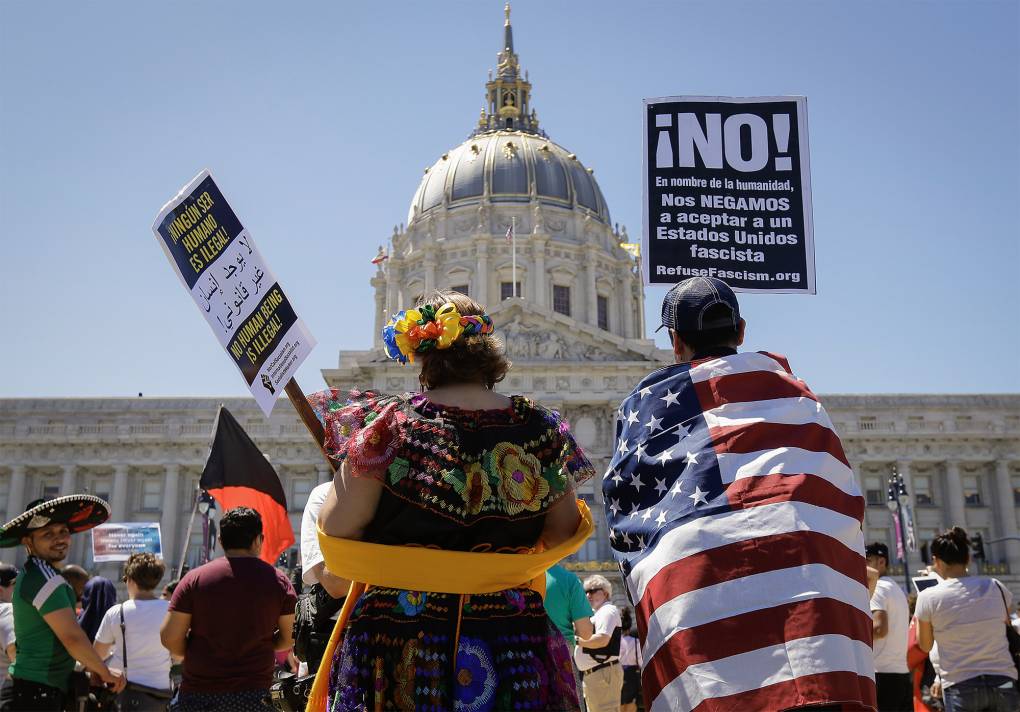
top-left (642, 96), bottom-right (815, 293)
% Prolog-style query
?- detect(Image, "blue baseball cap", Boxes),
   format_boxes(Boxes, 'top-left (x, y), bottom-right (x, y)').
top-left (657, 277), bottom-right (741, 333)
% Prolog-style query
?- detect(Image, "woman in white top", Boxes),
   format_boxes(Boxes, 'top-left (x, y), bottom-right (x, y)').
top-left (915, 527), bottom-right (1018, 712)
top-left (93, 552), bottom-right (172, 710)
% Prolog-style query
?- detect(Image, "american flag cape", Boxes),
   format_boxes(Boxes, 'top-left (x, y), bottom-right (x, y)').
top-left (604, 351), bottom-right (875, 712)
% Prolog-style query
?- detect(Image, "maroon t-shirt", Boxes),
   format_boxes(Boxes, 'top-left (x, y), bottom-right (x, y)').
top-left (169, 556), bottom-right (296, 693)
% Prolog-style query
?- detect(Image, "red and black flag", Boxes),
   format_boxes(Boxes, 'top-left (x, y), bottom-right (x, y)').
top-left (200, 407), bottom-right (295, 565)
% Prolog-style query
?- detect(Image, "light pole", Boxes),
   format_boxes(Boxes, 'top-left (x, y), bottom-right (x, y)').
top-left (886, 472), bottom-right (912, 592)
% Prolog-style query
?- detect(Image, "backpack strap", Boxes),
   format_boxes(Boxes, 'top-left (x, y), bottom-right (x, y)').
top-left (119, 603), bottom-right (128, 672)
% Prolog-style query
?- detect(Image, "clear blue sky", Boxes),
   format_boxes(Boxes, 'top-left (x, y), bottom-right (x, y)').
top-left (1, 1), bottom-right (1017, 400)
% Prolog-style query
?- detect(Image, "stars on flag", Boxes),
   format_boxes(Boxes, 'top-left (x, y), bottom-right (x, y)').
top-left (689, 485), bottom-right (709, 506)
top-left (653, 477), bottom-right (668, 496)
top-left (661, 389), bottom-right (680, 407)
top-left (640, 508), bottom-right (653, 523)
top-left (685, 450), bottom-right (699, 465)
top-left (617, 439), bottom-right (629, 455)
top-left (629, 472), bottom-right (645, 493)
top-left (635, 442), bottom-right (646, 459)
top-left (645, 414), bottom-right (663, 433)
top-left (608, 498), bottom-right (621, 516)
top-left (625, 410), bottom-right (640, 426)
top-left (609, 469), bottom-right (625, 486)
top-left (670, 479), bottom-right (684, 499)
top-left (638, 386), bottom-right (652, 398)
top-left (657, 447), bottom-right (674, 465)
top-left (655, 509), bottom-right (668, 527)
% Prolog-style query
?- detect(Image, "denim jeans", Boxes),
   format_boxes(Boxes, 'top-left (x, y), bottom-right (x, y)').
top-left (943, 674), bottom-right (1019, 712)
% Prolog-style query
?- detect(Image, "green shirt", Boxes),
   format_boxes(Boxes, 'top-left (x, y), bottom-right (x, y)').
top-left (544, 564), bottom-right (593, 646)
top-left (9, 557), bottom-right (76, 690)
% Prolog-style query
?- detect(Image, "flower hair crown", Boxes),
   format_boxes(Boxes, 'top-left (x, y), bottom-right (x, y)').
top-left (382, 302), bottom-right (495, 364)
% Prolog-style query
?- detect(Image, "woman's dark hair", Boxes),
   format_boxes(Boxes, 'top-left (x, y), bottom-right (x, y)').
top-left (416, 290), bottom-right (510, 390)
top-left (219, 506), bottom-right (263, 550)
top-left (620, 607), bottom-right (633, 633)
top-left (123, 552), bottom-right (165, 591)
top-left (931, 526), bottom-right (970, 566)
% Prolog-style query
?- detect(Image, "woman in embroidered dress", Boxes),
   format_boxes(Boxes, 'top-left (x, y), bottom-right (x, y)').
top-left (310, 290), bottom-right (594, 711)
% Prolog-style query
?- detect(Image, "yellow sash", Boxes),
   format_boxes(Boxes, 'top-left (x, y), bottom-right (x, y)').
top-left (307, 500), bottom-right (593, 711)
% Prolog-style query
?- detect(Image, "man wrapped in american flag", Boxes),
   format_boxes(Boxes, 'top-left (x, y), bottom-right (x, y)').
top-left (605, 277), bottom-right (875, 712)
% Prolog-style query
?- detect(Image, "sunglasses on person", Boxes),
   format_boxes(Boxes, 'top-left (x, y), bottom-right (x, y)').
top-left (584, 588), bottom-right (603, 595)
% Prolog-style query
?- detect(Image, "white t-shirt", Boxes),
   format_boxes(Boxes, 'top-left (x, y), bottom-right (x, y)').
top-left (94, 599), bottom-right (172, 690)
top-left (619, 634), bottom-right (642, 667)
top-left (574, 602), bottom-right (621, 671)
top-left (301, 482), bottom-right (332, 587)
top-left (0, 602), bottom-right (14, 681)
top-left (871, 577), bottom-right (910, 673)
top-left (914, 576), bottom-right (1016, 688)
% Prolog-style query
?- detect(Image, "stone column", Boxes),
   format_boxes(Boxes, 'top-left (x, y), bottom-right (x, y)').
top-left (316, 463), bottom-right (333, 486)
top-left (531, 237), bottom-right (547, 307)
top-left (475, 242), bottom-right (489, 306)
top-left (585, 248), bottom-right (598, 326)
top-left (386, 266), bottom-right (400, 318)
top-left (111, 464), bottom-right (129, 522)
top-left (993, 460), bottom-right (1020, 571)
top-left (423, 253), bottom-right (437, 293)
top-left (944, 460), bottom-right (966, 529)
top-left (161, 464), bottom-right (180, 570)
top-left (620, 267), bottom-right (635, 338)
top-left (6, 465), bottom-right (26, 523)
top-left (60, 465), bottom-right (80, 563)
top-left (371, 273), bottom-right (386, 349)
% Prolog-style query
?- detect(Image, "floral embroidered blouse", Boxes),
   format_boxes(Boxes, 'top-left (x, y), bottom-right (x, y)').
top-left (307, 389), bottom-right (595, 552)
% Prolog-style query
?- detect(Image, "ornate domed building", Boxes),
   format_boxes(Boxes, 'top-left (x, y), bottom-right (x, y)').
top-left (323, 5), bottom-right (669, 566)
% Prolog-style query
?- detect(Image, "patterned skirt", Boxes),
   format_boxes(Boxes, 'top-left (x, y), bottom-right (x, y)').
top-left (327, 587), bottom-right (580, 711)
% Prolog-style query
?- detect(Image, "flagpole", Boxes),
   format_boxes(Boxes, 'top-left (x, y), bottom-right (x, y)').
top-left (284, 378), bottom-right (337, 474)
top-left (176, 486), bottom-right (199, 580)
top-left (511, 216), bottom-right (517, 297)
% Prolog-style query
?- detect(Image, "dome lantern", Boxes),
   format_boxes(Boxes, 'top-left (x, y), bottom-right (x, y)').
top-left (475, 3), bottom-right (542, 137)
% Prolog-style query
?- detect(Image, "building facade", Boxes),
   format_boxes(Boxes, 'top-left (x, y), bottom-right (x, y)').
top-left (2, 8), bottom-right (1019, 597)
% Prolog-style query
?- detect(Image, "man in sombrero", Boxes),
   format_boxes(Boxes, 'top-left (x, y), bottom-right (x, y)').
top-left (0, 495), bottom-right (125, 710)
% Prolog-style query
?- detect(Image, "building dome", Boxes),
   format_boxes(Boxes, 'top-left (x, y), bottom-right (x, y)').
top-left (407, 4), bottom-right (609, 228)
top-left (408, 132), bottom-right (611, 226)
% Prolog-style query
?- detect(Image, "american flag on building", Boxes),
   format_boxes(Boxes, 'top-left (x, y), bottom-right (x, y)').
top-left (604, 351), bottom-right (875, 712)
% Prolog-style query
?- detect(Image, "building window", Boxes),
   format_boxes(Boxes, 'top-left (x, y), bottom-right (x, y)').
top-left (1013, 476), bottom-right (1020, 506)
top-left (140, 479), bottom-right (162, 511)
top-left (90, 479), bottom-right (112, 504)
top-left (597, 295), bottom-right (609, 331)
top-left (869, 528), bottom-right (891, 550)
top-left (913, 475), bottom-right (934, 505)
top-left (292, 479), bottom-right (314, 511)
top-left (450, 284), bottom-right (469, 296)
top-left (41, 484), bottom-right (60, 499)
top-left (553, 285), bottom-right (571, 316)
top-left (864, 475), bottom-right (884, 506)
top-left (963, 475), bottom-right (982, 506)
top-left (500, 281), bottom-right (521, 300)
top-left (858, 416), bottom-right (877, 431)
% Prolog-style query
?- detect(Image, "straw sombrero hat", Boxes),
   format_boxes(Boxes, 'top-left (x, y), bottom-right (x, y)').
top-left (0, 494), bottom-right (110, 548)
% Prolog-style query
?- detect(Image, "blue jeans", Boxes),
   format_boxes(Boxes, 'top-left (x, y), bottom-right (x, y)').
top-left (943, 675), bottom-right (1019, 712)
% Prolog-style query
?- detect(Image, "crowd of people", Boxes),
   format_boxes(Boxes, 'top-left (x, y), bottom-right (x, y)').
top-left (0, 279), bottom-right (1017, 711)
